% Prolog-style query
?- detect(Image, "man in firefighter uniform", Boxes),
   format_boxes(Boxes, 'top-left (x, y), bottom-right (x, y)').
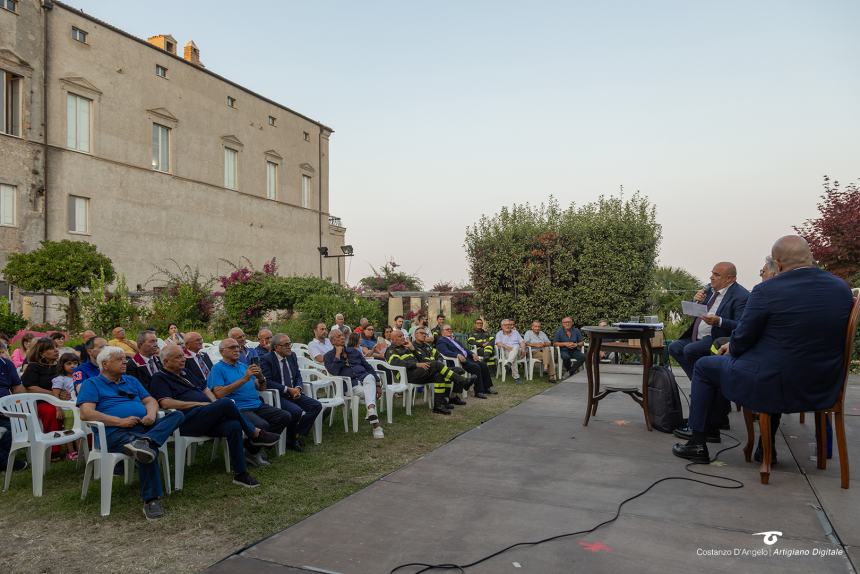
top-left (467, 318), bottom-right (496, 370)
top-left (386, 329), bottom-right (473, 415)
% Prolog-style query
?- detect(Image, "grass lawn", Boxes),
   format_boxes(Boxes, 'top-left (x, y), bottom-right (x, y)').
top-left (0, 375), bottom-right (553, 574)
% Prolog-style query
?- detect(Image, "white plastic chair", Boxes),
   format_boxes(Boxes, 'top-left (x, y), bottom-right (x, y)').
top-left (206, 346), bottom-right (223, 364)
top-left (80, 420), bottom-right (172, 516)
top-left (173, 430), bottom-right (231, 492)
top-left (366, 359), bottom-right (410, 423)
top-left (257, 389), bottom-right (287, 456)
top-left (495, 346), bottom-right (529, 382)
top-left (527, 346), bottom-right (551, 380)
top-left (299, 370), bottom-right (349, 443)
top-left (0, 393), bottom-right (87, 496)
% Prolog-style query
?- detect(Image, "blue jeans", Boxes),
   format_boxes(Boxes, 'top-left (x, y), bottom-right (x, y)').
top-left (178, 399), bottom-right (253, 474)
top-left (105, 410), bottom-right (184, 502)
top-left (280, 394), bottom-right (323, 440)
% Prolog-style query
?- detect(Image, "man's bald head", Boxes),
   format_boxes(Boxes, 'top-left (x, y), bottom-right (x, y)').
top-left (772, 235), bottom-right (814, 272)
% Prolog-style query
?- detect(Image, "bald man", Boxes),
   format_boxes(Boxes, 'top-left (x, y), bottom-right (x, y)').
top-left (673, 236), bottom-right (854, 463)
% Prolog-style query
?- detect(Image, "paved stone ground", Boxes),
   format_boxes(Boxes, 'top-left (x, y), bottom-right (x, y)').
top-left (205, 366), bottom-right (860, 574)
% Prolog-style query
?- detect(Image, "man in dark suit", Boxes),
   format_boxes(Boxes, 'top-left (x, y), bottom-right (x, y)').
top-left (260, 333), bottom-right (322, 452)
top-left (183, 331), bottom-right (213, 387)
top-left (132, 330), bottom-right (163, 390)
top-left (669, 262), bottom-right (750, 381)
top-left (673, 236), bottom-right (854, 463)
top-left (435, 325), bottom-right (491, 398)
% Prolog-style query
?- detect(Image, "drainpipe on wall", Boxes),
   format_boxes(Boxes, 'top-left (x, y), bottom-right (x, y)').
top-left (41, 0), bottom-right (52, 323)
top-left (318, 126), bottom-right (323, 279)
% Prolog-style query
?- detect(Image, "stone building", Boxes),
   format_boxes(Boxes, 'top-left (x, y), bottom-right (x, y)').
top-left (0, 0), bottom-right (346, 322)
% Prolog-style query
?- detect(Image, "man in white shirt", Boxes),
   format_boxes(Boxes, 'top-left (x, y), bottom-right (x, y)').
top-left (523, 321), bottom-right (556, 382)
top-left (495, 319), bottom-right (526, 383)
top-left (393, 315), bottom-right (409, 340)
top-left (308, 322), bottom-right (334, 363)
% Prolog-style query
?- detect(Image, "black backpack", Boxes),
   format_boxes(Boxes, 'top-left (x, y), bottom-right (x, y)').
top-left (647, 365), bottom-right (683, 433)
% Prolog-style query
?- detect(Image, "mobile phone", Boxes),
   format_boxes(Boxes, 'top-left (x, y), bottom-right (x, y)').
top-left (249, 356), bottom-right (260, 366)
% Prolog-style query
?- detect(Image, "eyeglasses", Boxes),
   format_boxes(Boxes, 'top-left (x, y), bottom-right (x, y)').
top-left (223, 345), bottom-right (240, 350)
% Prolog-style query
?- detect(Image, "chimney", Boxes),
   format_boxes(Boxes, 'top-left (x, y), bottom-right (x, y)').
top-left (183, 40), bottom-right (204, 67)
top-left (147, 34), bottom-right (178, 55)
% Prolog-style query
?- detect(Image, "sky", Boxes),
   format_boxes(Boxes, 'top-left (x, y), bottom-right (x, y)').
top-left (70, 0), bottom-right (860, 289)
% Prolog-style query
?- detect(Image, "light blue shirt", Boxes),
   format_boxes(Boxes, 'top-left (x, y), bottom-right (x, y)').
top-left (206, 360), bottom-right (262, 411)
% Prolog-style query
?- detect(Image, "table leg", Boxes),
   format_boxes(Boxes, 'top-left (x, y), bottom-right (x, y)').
top-left (583, 335), bottom-right (600, 426)
top-left (591, 337), bottom-right (603, 417)
top-left (639, 336), bottom-right (653, 431)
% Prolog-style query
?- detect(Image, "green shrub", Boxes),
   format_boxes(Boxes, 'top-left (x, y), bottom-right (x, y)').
top-left (293, 293), bottom-right (384, 341)
top-left (79, 272), bottom-right (141, 336)
top-left (147, 263), bottom-right (217, 333)
top-left (0, 300), bottom-right (27, 337)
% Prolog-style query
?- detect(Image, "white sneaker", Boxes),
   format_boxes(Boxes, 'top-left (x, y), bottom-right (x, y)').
top-left (245, 452), bottom-right (269, 467)
top-left (372, 426), bottom-right (385, 439)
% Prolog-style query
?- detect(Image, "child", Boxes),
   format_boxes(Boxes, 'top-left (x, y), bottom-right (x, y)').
top-left (52, 352), bottom-right (80, 461)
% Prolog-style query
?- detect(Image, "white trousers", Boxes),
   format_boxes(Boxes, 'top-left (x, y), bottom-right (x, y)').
top-left (502, 347), bottom-right (525, 378)
top-left (349, 374), bottom-right (378, 409)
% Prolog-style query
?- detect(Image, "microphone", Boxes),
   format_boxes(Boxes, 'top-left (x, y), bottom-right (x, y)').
top-left (698, 283), bottom-right (713, 303)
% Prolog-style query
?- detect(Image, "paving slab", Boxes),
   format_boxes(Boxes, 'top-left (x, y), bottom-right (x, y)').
top-left (205, 369), bottom-right (860, 574)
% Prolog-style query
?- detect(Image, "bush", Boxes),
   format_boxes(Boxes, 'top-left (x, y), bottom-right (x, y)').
top-left (147, 262), bottom-right (217, 332)
top-left (448, 313), bottom-right (480, 335)
top-left (79, 272), bottom-right (141, 336)
top-left (292, 293), bottom-right (384, 342)
top-left (466, 194), bottom-right (661, 330)
top-left (0, 300), bottom-right (27, 337)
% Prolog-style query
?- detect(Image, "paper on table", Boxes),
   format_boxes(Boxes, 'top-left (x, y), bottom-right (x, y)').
top-left (681, 300), bottom-right (709, 317)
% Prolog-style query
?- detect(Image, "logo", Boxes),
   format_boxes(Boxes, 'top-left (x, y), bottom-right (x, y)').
top-left (752, 531), bottom-right (783, 545)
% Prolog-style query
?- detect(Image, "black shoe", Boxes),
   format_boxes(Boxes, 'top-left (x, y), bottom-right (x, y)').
top-left (673, 426), bottom-right (721, 443)
top-left (5, 459), bottom-right (28, 472)
top-left (672, 441), bottom-right (710, 463)
top-left (249, 430), bottom-right (281, 448)
top-left (474, 393), bottom-right (488, 399)
top-left (449, 396), bottom-right (467, 406)
top-left (143, 499), bottom-right (165, 521)
top-left (233, 472), bottom-right (260, 488)
top-left (753, 439), bottom-right (778, 464)
top-left (123, 439), bottom-right (156, 464)
top-left (486, 388), bottom-right (498, 395)
top-left (286, 440), bottom-right (304, 453)
top-left (432, 405), bottom-right (452, 415)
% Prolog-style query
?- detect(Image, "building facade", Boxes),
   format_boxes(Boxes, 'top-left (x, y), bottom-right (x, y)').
top-left (0, 0), bottom-right (346, 322)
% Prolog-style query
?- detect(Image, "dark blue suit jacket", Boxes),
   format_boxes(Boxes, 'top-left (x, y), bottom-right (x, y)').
top-left (260, 351), bottom-right (304, 395)
top-left (435, 337), bottom-right (472, 361)
top-left (184, 353), bottom-right (213, 388)
top-left (722, 267), bottom-right (853, 413)
top-left (681, 281), bottom-right (750, 340)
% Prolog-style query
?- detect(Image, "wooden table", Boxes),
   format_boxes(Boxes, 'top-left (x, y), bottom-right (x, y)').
top-left (582, 326), bottom-right (657, 431)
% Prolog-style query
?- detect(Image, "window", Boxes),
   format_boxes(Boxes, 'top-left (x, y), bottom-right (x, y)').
top-left (155, 65), bottom-right (168, 78)
top-left (0, 184), bottom-right (15, 227)
top-left (1, 0), bottom-right (17, 13)
top-left (66, 93), bottom-right (91, 152)
top-left (303, 131), bottom-right (310, 142)
top-left (68, 195), bottom-right (89, 234)
top-left (165, 40), bottom-right (175, 53)
top-left (301, 175), bottom-right (311, 208)
top-left (266, 161), bottom-right (278, 200)
top-left (151, 123), bottom-right (170, 172)
top-left (224, 148), bottom-right (238, 189)
top-left (1, 70), bottom-right (21, 137)
top-left (268, 115), bottom-right (276, 126)
top-left (227, 96), bottom-right (236, 108)
top-left (71, 27), bottom-right (87, 43)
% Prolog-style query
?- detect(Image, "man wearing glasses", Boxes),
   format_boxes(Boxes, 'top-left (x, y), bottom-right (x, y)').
top-left (77, 346), bottom-right (184, 521)
top-left (435, 324), bottom-right (493, 398)
top-left (260, 334), bottom-right (322, 451)
top-left (207, 338), bottom-right (292, 467)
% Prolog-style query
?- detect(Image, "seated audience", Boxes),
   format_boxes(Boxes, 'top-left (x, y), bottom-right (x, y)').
top-left (436, 324), bottom-right (493, 397)
top-left (260, 334), bottom-right (323, 451)
top-left (207, 338), bottom-right (291, 467)
top-left (77, 345), bottom-right (184, 521)
top-left (132, 330), bottom-right (163, 389)
top-left (256, 328), bottom-right (273, 354)
top-left (672, 236), bottom-right (854, 463)
top-left (393, 315), bottom-right (409, 340)
top-left (333, 313), bottom-right (351, 336)
top-left (308, 322), bottom-right (333, 363)
top-left (0, 339), bottom-right (26, 472)
top-left (553, 317), bottom-right (585, 378)
top-left (165, 323), bottom-right (184, 346)
top-left (524, 320), bottom-right (557, 382)
top-left (228, 327), bottom-right (259, 364)
top-left (467, 318), bottom-right (496, 369)
top-left (73, 336), bottom-right (107, 392)
top-left (149, 344), bottom-right (280, 488)
top-left (50, 332), bottom-right (66, 349)
top-left (324, 329), bottom-right (384, 438)
top-left (353, 317), bottom-right (369, 334)
top-left (74, 330), bottom-right (96, 362)
top-left (11, 332), bottom-right (33, 368)
top-left (22, 338), bottom-right (63, 458)
top-left (760, 255), bottom-right (778, 281)
top-left (183, 331), bottom-right (213, 387)
top-left (108, 326), bottom-right (138, 357)
top-left (370, 326), bottom-right (393, 360)
top-left (430, 314), bottom-right (446, 342)
top-left (495, 319), bottom-right (526, 383)
top-left (408, 314), bottom-right (429, 340)
top-left (359, 325), bottom-right (378, 357)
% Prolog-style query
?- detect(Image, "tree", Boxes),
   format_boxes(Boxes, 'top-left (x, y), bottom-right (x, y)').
top-left (795, 176), bottom-right (860, 280)
top-left (359, 260), bottom-right (423, 292)
top-left (465, 194), bottom-right (661, 330)
top-left (79, 271), bottom-right (141, 336)
top-left (650, 266), bottom-right (703, 321)
top-left (2, 240), bottom-right (115, 330)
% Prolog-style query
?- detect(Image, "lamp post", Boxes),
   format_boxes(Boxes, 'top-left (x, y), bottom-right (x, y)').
top-left (318, 245), bottom-right (354, 285)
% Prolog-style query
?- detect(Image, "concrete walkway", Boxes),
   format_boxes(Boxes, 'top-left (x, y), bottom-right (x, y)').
top-left (205, 366), bottom-right (859, 574)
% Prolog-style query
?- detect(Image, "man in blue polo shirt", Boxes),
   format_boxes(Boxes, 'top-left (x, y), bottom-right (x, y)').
top-left (553, 316), bottom-right (585, 378)
top-left (0, 340), bottom-right (27, 472)
top-left (150, 344), bottom-right (281, 488)
top-left (207, 338), bottom-right (291, 467)
top-left (72, 336), bottom-right (106, 392)
top-left (77, 346), bottom-right (184, 521)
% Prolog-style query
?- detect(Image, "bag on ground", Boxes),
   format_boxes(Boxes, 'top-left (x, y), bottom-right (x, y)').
top-left (647, 365), bottom-right (683, 433)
